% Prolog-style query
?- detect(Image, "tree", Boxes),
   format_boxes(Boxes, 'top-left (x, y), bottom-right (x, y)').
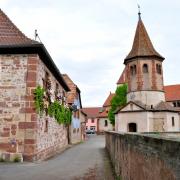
top-left (108, 84), bottom-right (127, 125)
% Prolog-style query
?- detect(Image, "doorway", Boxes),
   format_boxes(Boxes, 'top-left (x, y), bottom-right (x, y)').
top-left (128, 123), bottom-right (137, 132)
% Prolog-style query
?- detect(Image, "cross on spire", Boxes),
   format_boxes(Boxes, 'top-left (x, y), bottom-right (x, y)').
top-left (138, 4), bottom-right (141, 20)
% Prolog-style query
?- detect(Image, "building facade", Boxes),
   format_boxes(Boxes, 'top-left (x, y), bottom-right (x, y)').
top-left (0, 9), bottom-right (72, 161)
top-left (62, 74), bottom-right (86, 144)
top-left (82, 107), bottom-right (100, 132)
top-left (115, 13), bottom-right (180, 132)
top-left (97, 93), bottom-right (114, 133)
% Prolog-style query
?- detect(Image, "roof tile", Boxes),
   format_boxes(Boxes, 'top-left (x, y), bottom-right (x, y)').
top-left (124, 17), bottom-right (164, 63)
top-left (164, 85), bottom-right (180, 102)
top-left (0, 9), bottom-right (37, 46)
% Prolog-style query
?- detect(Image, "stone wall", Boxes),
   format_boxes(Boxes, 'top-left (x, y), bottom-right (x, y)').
top-left (0, 54), bottom-right (69, 161)
top-left (0, 54), bottom-right (38, 161)
top-left (106, 131), bottom-right (180, 180)
top-left (34, 58), bottom-right (68, 161)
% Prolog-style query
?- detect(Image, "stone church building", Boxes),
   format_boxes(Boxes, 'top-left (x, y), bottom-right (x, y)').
top-left (115, 13), bottom-right (180, 132)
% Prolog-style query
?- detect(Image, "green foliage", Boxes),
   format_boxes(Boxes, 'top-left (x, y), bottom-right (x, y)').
top-left (0, 157), bottom-right (5, 162)
top-left (13, 156), bottom-right (21, 163)
top-left (108, 84), bottom-right (127, 125)
top-left (34, 86), bottom-right (72, 125)
top-left (34, 86), bottom-right (45, 116)
top-left (48, 101), bottom-right (72, 125)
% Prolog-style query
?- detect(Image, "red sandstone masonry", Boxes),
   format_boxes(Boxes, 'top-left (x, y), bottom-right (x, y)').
top-left (27, 82), bottom-right (36, 87)
top-left (18, 122), bottom-right (37, 129)
top-left (24, 139), bottom-right (36, 144)
top-left (28, 59), bottom-right (38, 65)
top-left (28, 65), bottom-right (37, 71)
top-left (1, 131), bottom-right (10, 137)
top-left (0, 143), bottom-right (16, 153)
top-left (152, 60), bottom-right (157, 90)
top-left (19, 107), bottom-right (35, 113)
top-left (31, 114), bottom-right (37, 122)
top-left (27, 72), bottom-right (36, 82)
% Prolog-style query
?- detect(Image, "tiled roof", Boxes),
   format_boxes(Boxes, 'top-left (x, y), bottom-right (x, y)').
top-left (124, 17), bottom-right (164, 64)
top-left (0, 9), bottom-right (69, 91)
top-left (154, 101), bottom-right (179, 112)
top-left (98, 109), bottom-right (108, 118)
top-left (164, 85), bottom-right (180, 101)
top-left (62, 74), bottom-right (81, 105)
top-left (0, 9), bottom-right (37, 46)
top-left (103, 92), bottom-right (115, 107)
top-left (117, 67), bottom-right (127, 85)
top-left (82, 107), bottom-right (101, 118)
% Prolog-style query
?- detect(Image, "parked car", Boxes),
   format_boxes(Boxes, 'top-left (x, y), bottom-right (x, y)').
top-left (86, 129), bottom-right (95, 134)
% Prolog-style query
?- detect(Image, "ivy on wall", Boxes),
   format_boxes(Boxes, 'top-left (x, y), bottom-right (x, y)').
top-left (34, 86), bottom-right (45, 116)
top-left (34, 86), bottom-right (72, 125)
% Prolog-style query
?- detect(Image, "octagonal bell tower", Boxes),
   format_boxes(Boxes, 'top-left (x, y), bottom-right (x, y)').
top-left (125, 12), bottom-right (165, 107)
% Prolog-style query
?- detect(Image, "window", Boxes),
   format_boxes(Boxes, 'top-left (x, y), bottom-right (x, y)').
top-left (128, 123), bottom-right (137, 132)
top-left (73, 111), bottom-right (76, 118)
top-left (91, 118), bottom-right (94, 123)
top-left (44, 119), bottom-right (48, 132)
top-left (130, 65), bottom-right (137, 75)
top-left (130, 104), bottom-right (133, 110)
top-left (172, 117), bottom-right (175, 126)
top-left (133, 65), bottom-right (137, 74)
top-left (104, 120), bottom-right (108, 127)
top-left (130, 66), bottom-right (134, 75)
top-left (156, 64), bottom-right (162, 74)
top-left (90, 126), bottom-right (95, 130)
top-left (177, 101), bottom-right (180, 107)
top-left (173, 101), bottom-right (180, 107)
top-left (55, 83), bottom-right (59, 99)
top-left (77, 111), bottom-right (80, 119)
top-left (143, 64), bottom-right (148, 73)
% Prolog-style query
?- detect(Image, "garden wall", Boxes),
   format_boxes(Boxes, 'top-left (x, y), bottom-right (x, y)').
top-left (106, 131), bottom-right (180, 180)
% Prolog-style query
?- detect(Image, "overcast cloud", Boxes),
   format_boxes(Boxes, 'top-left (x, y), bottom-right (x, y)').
top-left (0, 0), bottom-right (180, 107)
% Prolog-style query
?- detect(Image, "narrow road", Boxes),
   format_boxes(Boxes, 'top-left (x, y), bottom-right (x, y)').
top-left (0, 135), bottom-right (114, 180)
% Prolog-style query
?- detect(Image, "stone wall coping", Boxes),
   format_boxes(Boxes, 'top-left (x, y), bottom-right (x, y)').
top-left (105, 131), bottom-right (180, 143)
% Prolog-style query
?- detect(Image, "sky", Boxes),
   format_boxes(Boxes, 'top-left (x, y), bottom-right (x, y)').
top-left (0, 0), bottom-right (180, 107)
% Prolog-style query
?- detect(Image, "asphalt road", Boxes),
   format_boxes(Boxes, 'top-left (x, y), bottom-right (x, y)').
top-left (0, 135), bottom-right (114, 180)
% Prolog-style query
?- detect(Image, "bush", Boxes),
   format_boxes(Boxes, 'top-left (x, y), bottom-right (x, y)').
top-left (108, 84), bottom-right (127, 125)
top-left (0, 157), bottom-right (5, 162)
top-left (13, 156), bottom-right (21, 163)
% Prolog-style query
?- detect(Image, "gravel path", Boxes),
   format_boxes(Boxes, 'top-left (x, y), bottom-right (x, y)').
top-left (0, 135), bottom-right (114, 180)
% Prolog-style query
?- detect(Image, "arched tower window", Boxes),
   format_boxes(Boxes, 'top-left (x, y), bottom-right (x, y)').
top-left (104, 120), bottom-right (108, 127)
top-left (130, 66), bottom-right (133, 75)
top-left (156, 64), bottom-right (162, 74)
top-left (130, 65), bottom-right (137, 76)
top-left (143, 64), bottom-right (148, 73)
top-left (133, 65), bottom-right (137, 74)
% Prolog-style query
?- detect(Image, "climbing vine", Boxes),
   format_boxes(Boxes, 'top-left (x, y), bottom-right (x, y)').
top-left (34, 86), bottom-right (45, 116)
top-left (34, 86), bottom-right (72, 125)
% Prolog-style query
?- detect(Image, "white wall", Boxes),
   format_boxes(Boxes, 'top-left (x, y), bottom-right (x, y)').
top-left (98, 118), bottom-right (113, 132)
top-left (116, 112), bottom-right (149, 132)
top-left (127, 91), bottom-right (165, 106)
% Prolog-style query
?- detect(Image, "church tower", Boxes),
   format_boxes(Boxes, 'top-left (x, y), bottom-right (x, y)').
top-left (125, 12), bottom-right (165, 107)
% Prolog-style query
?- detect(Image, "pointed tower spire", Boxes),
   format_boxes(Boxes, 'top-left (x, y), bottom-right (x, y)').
top-left (124, 11), bottom-right (164, 64)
